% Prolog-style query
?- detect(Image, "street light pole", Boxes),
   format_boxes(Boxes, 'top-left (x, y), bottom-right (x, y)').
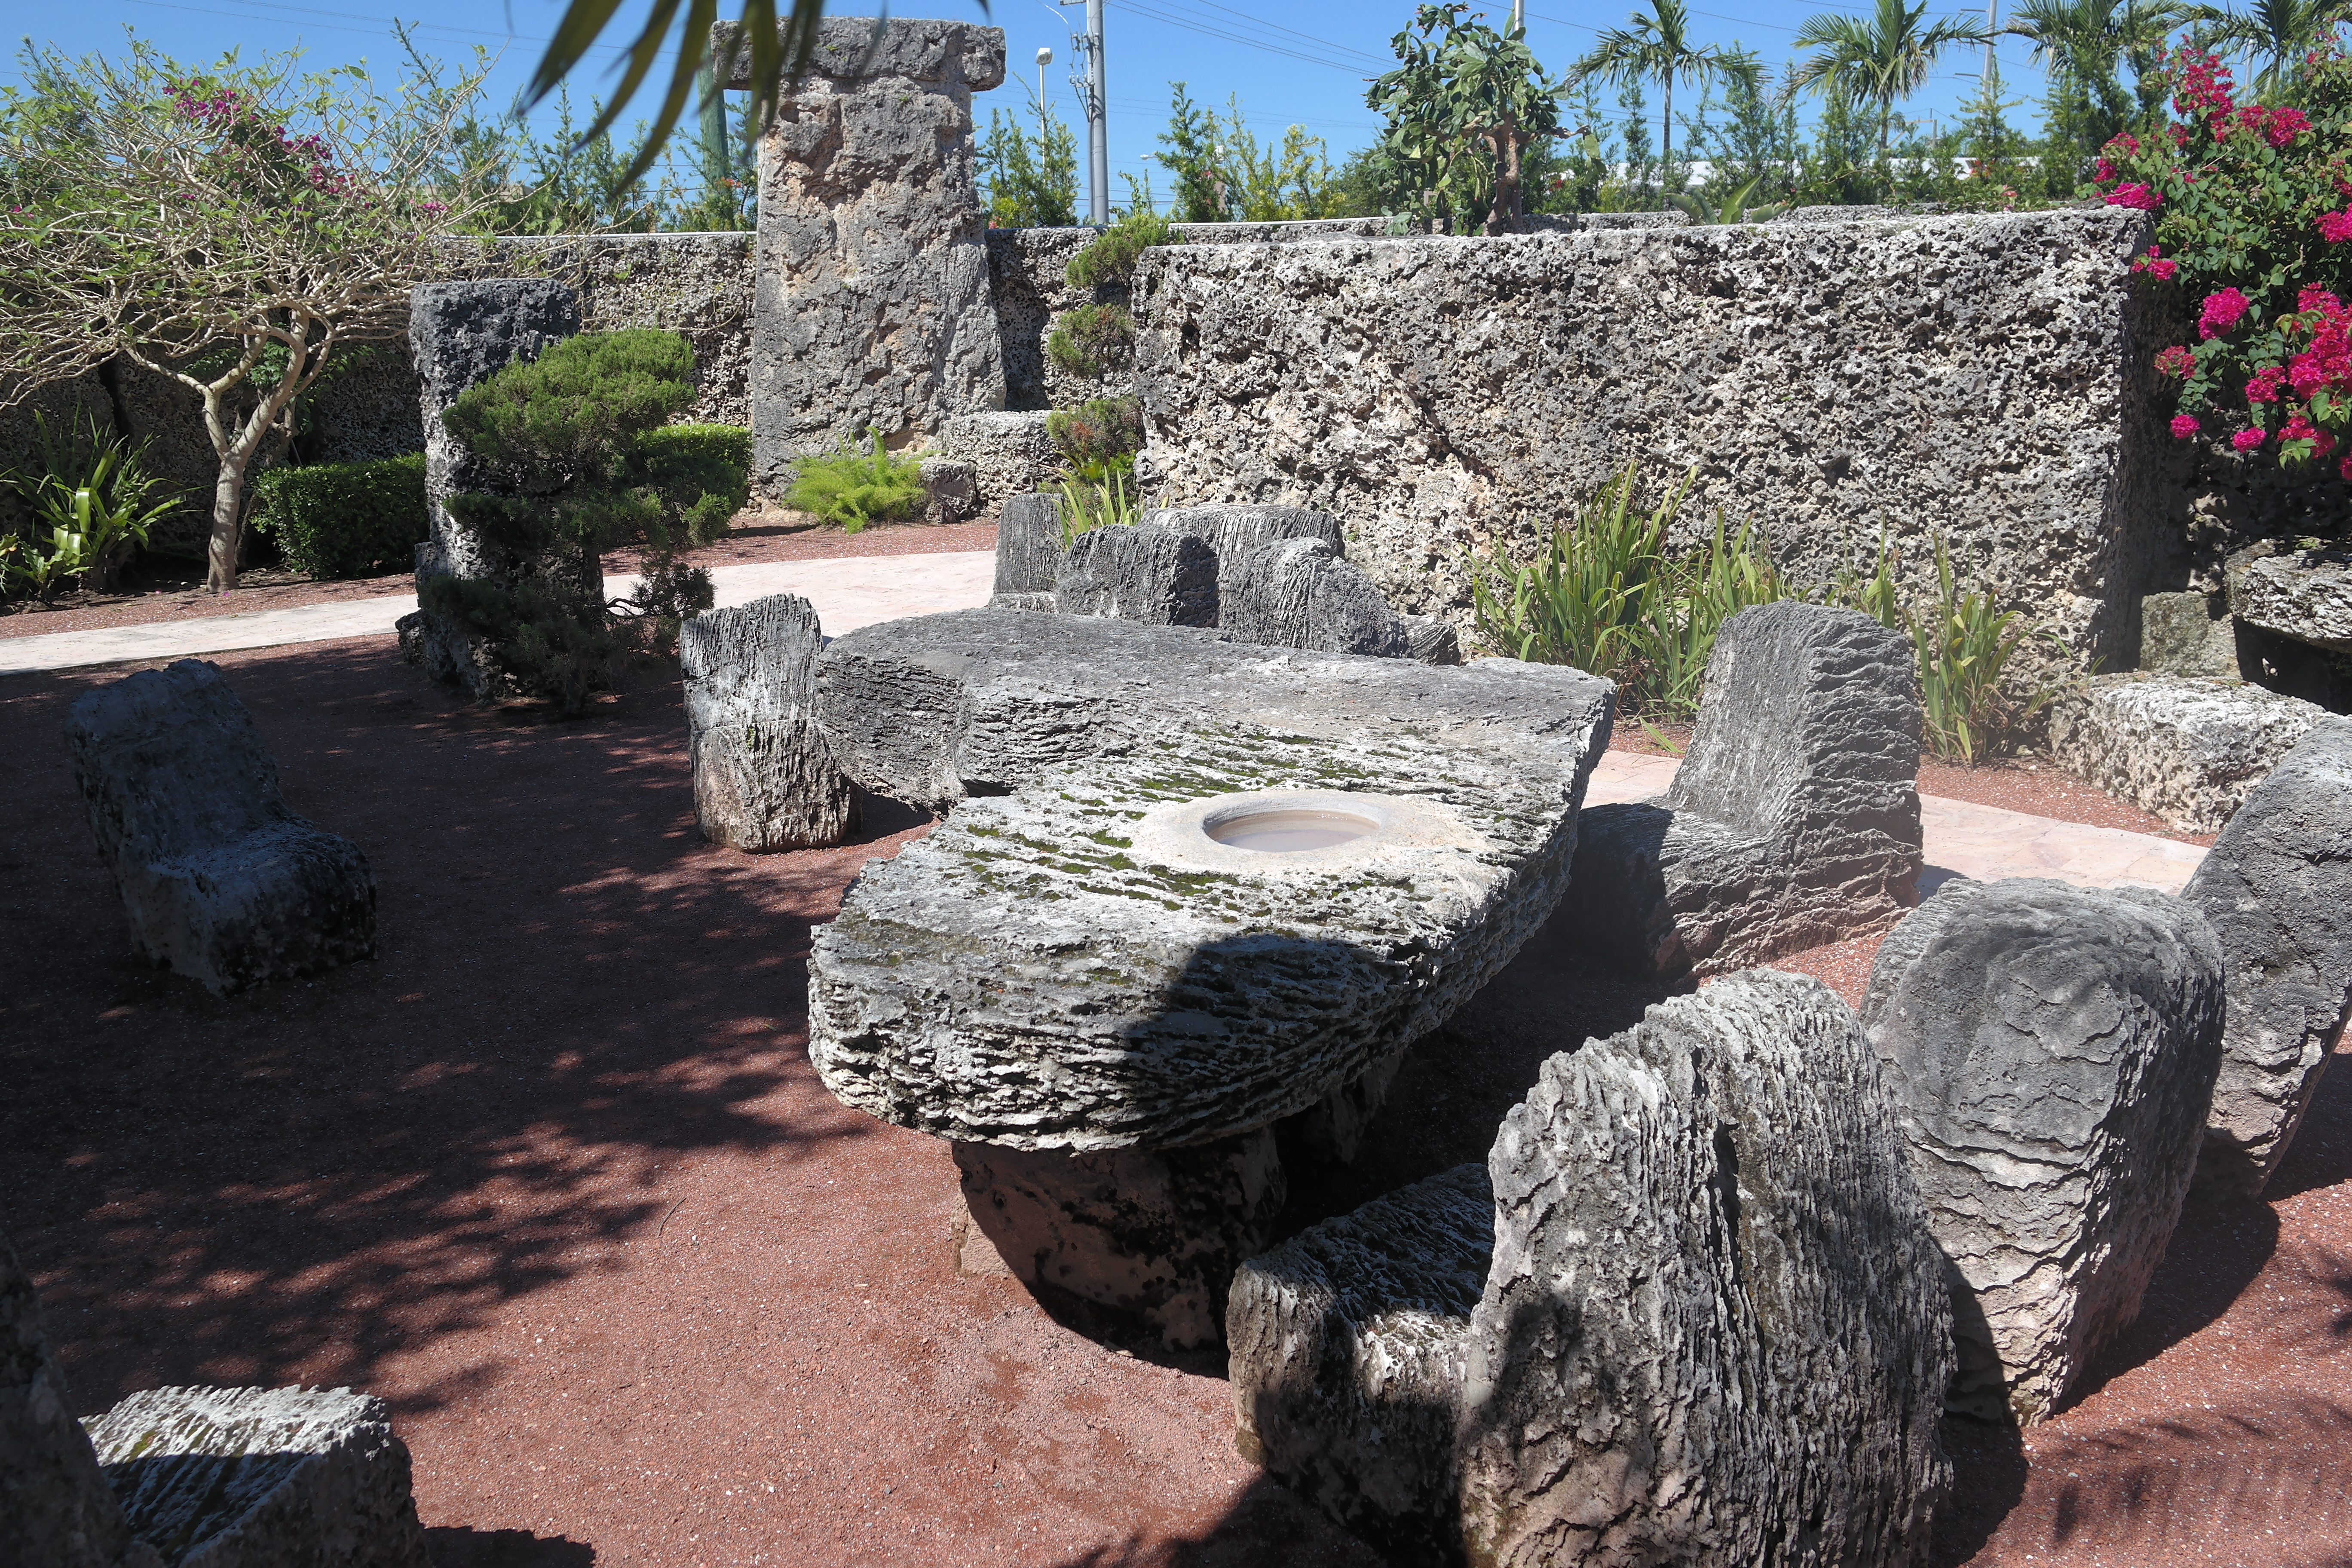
top-left (1035, 45), bottom-right (1052, 135)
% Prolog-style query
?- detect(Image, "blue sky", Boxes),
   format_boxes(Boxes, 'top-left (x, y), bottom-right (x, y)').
top-left (10, 0), bottom-right (2061, 187)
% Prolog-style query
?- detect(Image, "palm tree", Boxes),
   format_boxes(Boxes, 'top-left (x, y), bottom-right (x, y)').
top-left (1575, 0), bottom-right (1737, 172)
top-left (2201, 0), bottom-right (2352, 92)
top-left (1791, 0), bottom-right (1988, 157)
top-left (2008, 0), bottom-right (2194, 147)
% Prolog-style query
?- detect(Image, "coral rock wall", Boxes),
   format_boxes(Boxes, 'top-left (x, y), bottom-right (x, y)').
top-left (1133, 208), bottom-right (2172, 669)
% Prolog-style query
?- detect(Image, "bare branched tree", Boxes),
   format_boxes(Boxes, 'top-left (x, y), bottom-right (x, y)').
top-left (0, 36), bottom-right (495, 591)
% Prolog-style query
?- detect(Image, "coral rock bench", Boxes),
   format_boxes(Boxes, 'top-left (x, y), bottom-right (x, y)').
top-left (64, 660), bottom-right (376, 995)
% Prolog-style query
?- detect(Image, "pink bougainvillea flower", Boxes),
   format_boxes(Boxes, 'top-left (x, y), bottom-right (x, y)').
top-left (2133, 245), bottom-right (2179, 281)
top-left (2102, 131), bottom-right (2141, 156)
top-left (2266, 106), bottom-right (2311, 146)
top-left (2199, 287), bottom-right (2251, 339)
top-left (2095, 157), bottom-right (2118, 183)
top-left (2281, 413), bottom-right (2340, 457)
top-left (2156, 344), bottom-right (2199, 377)
top-left (2106, 182), bottom-right (2161, 211)
top-left (2299, 284), bottom-right (2348, 319)
top-left (2321, 208), bottom-right (2352, 243)
top-left (2172, 414), bottom-right (2202, 439)
top-left (2246, 364), bottom-right (2288, 401)
top-left (2340, 451), bottom-right (2352, 480)
top-left (2233, 427), bottom-right (2267, 452)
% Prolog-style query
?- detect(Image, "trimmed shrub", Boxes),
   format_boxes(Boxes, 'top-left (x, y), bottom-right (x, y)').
top-left (249, 453), bottom-right (429, 579)
top-left (1046, 397), bottom-right (1145, 475)
top-left (427, 330), bottom-right (733, 713)
top-left (639, 423), bottom-right (753, 539)
top-left (1046, 302), bottom-right (1136, 382)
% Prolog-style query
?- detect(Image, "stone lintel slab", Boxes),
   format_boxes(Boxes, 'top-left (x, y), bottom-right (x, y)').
top-left (715, 17), bottom-right (1007, 92)
top-left (2230, 550), bottom-right (2352, 652)
top-left (812, 608), bottom-right (1616, 814)
top-left (808, 720), bottom-right (1602, 1153)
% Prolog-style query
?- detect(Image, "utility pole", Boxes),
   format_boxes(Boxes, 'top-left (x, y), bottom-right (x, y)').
top-left (1059, 0), bottom-right (1109, 223)
top-left (1985, 0), bottom-right (1999, 98)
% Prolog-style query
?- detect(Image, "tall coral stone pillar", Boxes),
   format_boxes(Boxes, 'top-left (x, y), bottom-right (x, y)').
top-left (722, 18), bottom-right (1008, 493)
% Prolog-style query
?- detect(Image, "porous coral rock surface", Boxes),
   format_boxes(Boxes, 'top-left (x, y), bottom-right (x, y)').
top-left (1862, 877), bottom-right (2226, 1423)
top-left (2180, 717), bottom-right (2352, 1197)
top-left (1133, 208), bottom-right (2163, 667)
top-left (2046, 673), bottom-right (2325, 834)
top-left (808, 720), bottom-right (1602, 1153)
top-left (727, 18), bottom-right (1008, 485)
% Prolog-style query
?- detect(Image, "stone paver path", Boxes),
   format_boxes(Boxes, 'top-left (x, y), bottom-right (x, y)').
top-left (0, 551), bottom-right (998, 677)
top-left (1584, 752), bottom-right (2206, 894)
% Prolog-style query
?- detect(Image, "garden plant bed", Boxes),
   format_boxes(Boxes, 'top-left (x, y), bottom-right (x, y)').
top-left (2, 637), bottom-right (2343, 1566)
top-left (0, 513), bottom-right (998, 643)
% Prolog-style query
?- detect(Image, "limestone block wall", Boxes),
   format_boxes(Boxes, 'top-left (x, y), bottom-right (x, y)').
top-left (1132, 207), bottom-right (2174, 671)
top-left (988, 218), bottom-right (1392, 410)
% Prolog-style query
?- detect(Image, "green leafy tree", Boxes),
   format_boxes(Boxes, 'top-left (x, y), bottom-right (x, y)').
top-left (1149, 86), bottom-right (1340, 223)
top-left (0, 35), bottom-right (495, 591)
top-left (1790, 0), bottom-right (1988, 157)
top-left (1576, 0), bottom-right (1738, 175)
top-left (1152, 83), bottom-right (1228, 221)
top-left (1694, 48), bottom-right (1804, 202)
top-left (1369, 3), bottom-right (1569, 233)
top-left (980, 94), bottom-right (1080, 227)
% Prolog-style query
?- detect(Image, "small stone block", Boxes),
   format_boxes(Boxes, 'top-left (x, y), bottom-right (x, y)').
top-left (87, 1386), bottom-right (429, 1568)
top-left (679, 594), bottom-right (859, 851)
top-left (1053, 524), bottom-right (1218, 625)
top-left (2046, 674), bottom-right (2325, 835)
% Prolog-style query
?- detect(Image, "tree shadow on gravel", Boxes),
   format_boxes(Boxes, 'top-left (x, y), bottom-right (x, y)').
top-left (1046, 1473), bottom-right (1384, 1568)
top-left (0, 641), bottom-right (927, 1415)
top-left (426, 1526), bottom-right (597, 1566)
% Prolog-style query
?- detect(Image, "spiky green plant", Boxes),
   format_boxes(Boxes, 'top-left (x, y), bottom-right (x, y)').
top-left (1, 411), bottom-right (179, 600)
top-left (784, 429), bottom-right (927, 533)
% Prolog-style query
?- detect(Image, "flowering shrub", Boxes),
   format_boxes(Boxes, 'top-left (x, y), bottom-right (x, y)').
top-left (2100, 46), bottom-right (2352, 475)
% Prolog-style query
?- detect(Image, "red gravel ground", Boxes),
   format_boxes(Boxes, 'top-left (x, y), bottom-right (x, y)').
top-left (0, 514), bottom-right (997, 643)
top-left (5, 637), bottom-right (2344, 1566)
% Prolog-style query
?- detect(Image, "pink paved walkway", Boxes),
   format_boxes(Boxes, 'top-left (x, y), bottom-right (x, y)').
top-left (1586, 752), bottom-right (2206, 894)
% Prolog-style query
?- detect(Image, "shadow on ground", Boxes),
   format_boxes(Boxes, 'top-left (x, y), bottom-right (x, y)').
top-left (0, 641), bottom-right (927, 1412)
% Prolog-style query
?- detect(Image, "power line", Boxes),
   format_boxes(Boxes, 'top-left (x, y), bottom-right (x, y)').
top-left (1109, 0), bottom-right (1373, 74)
top-left (105, 0), bottom-right (653, 56)
top-left (1148, 0), bottom-right (1391, 66)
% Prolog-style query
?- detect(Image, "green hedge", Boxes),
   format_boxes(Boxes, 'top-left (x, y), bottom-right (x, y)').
top-left (636, 423), bottom-right (752, 536)
top-left (247, 425), bottom-right (748, 582)
top-left (250, 453), bottom-right (427, 579)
